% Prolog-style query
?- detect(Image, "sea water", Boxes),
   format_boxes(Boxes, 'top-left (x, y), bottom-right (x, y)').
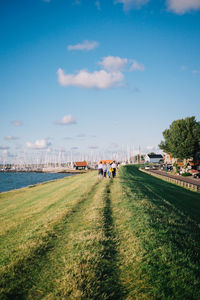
top-left (0, 172), bottom-right (73, 193)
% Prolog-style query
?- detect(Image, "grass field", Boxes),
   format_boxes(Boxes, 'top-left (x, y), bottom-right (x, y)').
top-left (0, 166), bottom-right (200, 299)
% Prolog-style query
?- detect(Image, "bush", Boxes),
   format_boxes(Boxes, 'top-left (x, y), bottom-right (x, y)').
top-left (181, 172), bottom-right (192, 177)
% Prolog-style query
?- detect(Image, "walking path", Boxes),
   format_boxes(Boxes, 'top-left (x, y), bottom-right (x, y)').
top-left (150, 169), bottom-right (200, 186)
top-left (141, 168), bottom-right (200, 192)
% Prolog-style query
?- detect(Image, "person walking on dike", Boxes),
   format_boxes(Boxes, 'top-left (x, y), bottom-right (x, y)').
top-left (98, 161), bottom-right (103, 179)
top-left (110, 165), bottom-right (113, 178)
top-left (103, 162), bottom-right (107, 178)
top-left (111, 161), bottom-right (117, 178)
top-left (107, 164), bottom-right (111, 178)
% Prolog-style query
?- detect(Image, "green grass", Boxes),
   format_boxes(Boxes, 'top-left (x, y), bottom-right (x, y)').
top-left (114, 165), bottom-right (200, 299)
top-left (0, 166), bottom-right (200, 299)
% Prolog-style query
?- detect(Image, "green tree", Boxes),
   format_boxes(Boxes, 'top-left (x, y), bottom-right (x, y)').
top-left (159, 116), bottom-right (200, 161)
top-left (148, 152), bottom-right (156, 156)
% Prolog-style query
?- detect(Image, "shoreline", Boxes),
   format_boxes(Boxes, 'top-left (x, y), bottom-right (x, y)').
top-left (0, 169), bottom-right (88, 174)
top-left (0, 172), bottom-right (82, 194)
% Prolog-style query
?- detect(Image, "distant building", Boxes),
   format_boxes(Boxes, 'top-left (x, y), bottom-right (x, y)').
top-left (145, 154), bottom-right (163, 164)
top-left (100, 160), bottom-right (114, 164)
top-left (74, 161), bottom-right (88, 170)
top-left (164, 153), bottom-right (173, 164)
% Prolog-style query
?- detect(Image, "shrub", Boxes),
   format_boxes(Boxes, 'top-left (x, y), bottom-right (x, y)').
top-left (181, 172), bottom-right (192, 177)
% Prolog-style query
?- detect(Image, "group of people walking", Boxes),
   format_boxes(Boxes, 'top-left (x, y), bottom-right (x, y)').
top-left (97, 161), bottom-right (117, 179)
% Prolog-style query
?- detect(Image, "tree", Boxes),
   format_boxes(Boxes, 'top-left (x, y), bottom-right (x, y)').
top-left (159, 116), bottom-right (200, 161)
top-left (148, 152), bottom-right (156, 156)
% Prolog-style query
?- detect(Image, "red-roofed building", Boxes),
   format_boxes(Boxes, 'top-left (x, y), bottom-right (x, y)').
top-left (74, 161), bottom-right (88, 170)
top-left (100, 160), bottom-right (114, 164)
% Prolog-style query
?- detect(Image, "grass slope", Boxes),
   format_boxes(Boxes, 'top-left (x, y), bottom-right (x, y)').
top-left (0, 166), bottom-right (200, 299)
top-left (114, 165), bottom-right (200, 299)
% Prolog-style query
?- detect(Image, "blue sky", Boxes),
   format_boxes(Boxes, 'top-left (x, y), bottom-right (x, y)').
top-left (0, 0), bottom-right (200, 162)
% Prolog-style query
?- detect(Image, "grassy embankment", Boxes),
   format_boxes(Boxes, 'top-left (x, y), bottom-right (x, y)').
top-left (0, 166), bottom-right (200, 299)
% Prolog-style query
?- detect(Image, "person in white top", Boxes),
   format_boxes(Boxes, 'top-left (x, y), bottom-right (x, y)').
top-left (103, 163), bottom-right (108, 178)
top-left (98, 161), bottom-right (103, 179)
top-left (111, 161), bottom-right (117, 178)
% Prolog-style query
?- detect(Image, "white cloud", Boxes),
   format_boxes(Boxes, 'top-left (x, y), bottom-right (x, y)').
top-left (57, 68), bottom-right (124, 89)
top-left (99, 56), bottom-right (128, 71)
top-left (67, 40), bottom-right (99, 51)
top-left (26, 139), bottom-right (51, 149)
top-left (130, 60), bottom-right (145, 71)
top-left (167, 0), bottom-right (200, 14)
top-left (146, 145), bottom-right (155, 151)
top-left (0, 146), bottom-right (10, 150)
top-left (11, 120), bottom-right (23, 127)
top-left (99, 56), bottom-right (144, 72)
top-left (0, 150), bottom-right (16, 158)
top-left (57, 55), bottom-right (144, 90)
top-left (115, 0), bottom-right (149, 10)
top-left (5, 136), bottom-right (19, 141)
top-left (144, 145), bottom-right (161, 154)
top-left (2, 149), bottom-right (9, 156)
top-left (55, 114), bottom-right (77, 125)
top-left (192, 69), bottom-right (200, 74)
top-left (61, 115), bottom-right (77, 125)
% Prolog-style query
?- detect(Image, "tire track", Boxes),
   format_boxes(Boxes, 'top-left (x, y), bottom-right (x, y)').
top-left (36, 179), bottom-right (126, 299)
top-left (27, 178), bottom-right (108, 299)
top-left (93, 180), bottom-right (127, 300)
